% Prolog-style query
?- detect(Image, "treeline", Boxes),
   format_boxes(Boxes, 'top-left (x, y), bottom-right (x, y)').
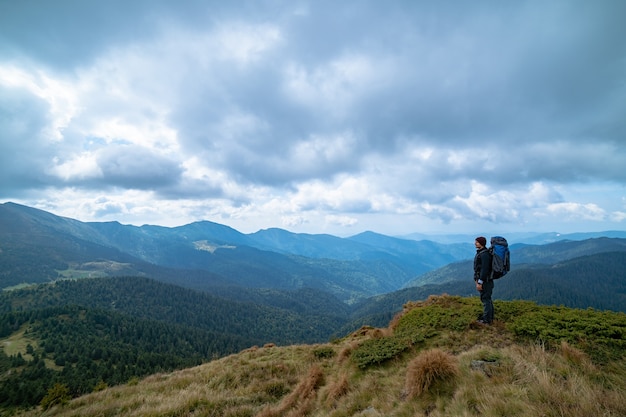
top-left (1, 276), bottom-right (346, 344)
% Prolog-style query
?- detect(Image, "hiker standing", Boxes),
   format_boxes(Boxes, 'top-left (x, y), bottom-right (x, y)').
top-left (474, 236), bottom-right (494, 324)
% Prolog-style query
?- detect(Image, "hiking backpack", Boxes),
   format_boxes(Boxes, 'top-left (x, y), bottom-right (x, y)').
top-left (490, 236), bottom-right (510, 279)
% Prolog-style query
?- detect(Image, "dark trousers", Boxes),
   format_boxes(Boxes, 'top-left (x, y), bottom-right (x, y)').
top-left (480, 280), bottom-right (494, 323)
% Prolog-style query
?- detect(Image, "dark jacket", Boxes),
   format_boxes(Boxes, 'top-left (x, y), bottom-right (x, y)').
top-left (474, 247), bottom-right (492, 283)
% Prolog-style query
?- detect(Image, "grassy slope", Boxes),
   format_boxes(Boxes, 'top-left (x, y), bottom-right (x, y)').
top-left (14, 296), bottom-right (626, 417)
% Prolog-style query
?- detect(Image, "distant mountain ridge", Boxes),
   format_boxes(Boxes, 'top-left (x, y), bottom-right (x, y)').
top-left (401, 230), bottom-right (626, 244)
top-left (403, 236), bottom-right (626, 288)
top-left (2, 201), bottom-right (625, 304)
top-left (0, 202), bottom-right (468, 302)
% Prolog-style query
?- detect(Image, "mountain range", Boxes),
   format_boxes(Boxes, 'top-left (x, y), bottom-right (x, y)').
top-left (2, 201), bottom-right (625, 303)
top-left (1, 202), bottom-right (470, 302)
top-left (2, 201), bottom-right (626, 313)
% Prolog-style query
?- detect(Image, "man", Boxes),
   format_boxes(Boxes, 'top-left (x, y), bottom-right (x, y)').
top-left (474, 236), bottom-right (493, 324)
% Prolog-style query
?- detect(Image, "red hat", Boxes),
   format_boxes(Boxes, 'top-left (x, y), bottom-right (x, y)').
top-left (475, 236), bottom-right (487, 247)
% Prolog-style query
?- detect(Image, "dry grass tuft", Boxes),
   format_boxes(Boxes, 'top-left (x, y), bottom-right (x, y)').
top-left (559, 340), bottom-right (591, 367)
top-left (256, 364), bottom-right (324, 417)
top-left (338, 341), bottom-right (359, 363)
top-left (369, 327), bottom-right (391, 339)
top-left (349, 325), bottom-right (391, 339)
top-left (324, 372), bottom-right (350, 408)
top-left (405, 348), bottom-right (459, 399)
top-left (243, 345), bottom-right (259, 353)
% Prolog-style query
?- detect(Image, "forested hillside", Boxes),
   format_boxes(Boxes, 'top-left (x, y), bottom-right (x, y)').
top-left (511, 237), bottom-right (626, 264)
top-left (0, 306), bottom-right (223, 408)
top-left (0, 277), bottom-right (346, 345)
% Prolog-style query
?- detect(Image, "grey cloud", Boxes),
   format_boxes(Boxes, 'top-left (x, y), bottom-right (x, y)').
top-left (94, 145), bottom-right (183, 189)
top-left (515, 142), bottom-right (626, 184)
top-left (0, 0), bottom-right (216, 69)
top-left (157, 178), bottom-right (231, 201)
top-left (169, 0), bottom-right (626, 189)
top-left (343, 2), bottom-right (626, 148)
top-left (170, 68), bottom-right (363, 186)
top-left (0, 85), bottom-right (55, 194)
top-left (90, 199), bottom-right (127, 218)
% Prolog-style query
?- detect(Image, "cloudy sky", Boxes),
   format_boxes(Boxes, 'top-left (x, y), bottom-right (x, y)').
top-left (1, 1), bottom-right (625, 237)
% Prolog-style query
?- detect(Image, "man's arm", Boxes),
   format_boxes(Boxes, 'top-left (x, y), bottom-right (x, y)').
top-left (477, 251), bottom-right (491, 284)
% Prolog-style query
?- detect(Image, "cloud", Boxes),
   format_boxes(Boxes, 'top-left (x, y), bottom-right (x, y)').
top-left (95, 145), bottom-right (182, 189)
top-left (0, 83), bottom-right (55, 192)
top-left (325, 214), bottom-right (358, 228)
top-left (547, 202), bottom-right (607, 222)
top-left (611, 211), bottom-right (626, 223)
top-left (1, 1), bottom-right (625, 235)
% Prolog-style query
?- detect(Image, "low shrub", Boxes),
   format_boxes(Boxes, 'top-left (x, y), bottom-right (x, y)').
top-left (351, 336), bottom-right (411, 369)
top-left (505, 306), bottom-right (626, 363)
top-left (312, 346), bottom-right (336, 359)
top-left (40, 383), bottom-right (70, 410)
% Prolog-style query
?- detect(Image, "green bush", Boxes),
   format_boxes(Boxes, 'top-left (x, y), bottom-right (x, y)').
top-left (394, 297), bottom-right (480, 336)
top-left (263, 381), bottom-right (289, 399)
top-left (351, 336), bottom-right (412, 369)
top-left (40, 383), bottom-right (70, 410)
top-left (505, 306), bottom-right (626, 362)
top-left (312, 346), bottom-right (336, 359)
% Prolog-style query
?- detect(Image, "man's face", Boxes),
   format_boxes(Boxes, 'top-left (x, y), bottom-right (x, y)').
top-left (475, 240), bottom-right (483, 249)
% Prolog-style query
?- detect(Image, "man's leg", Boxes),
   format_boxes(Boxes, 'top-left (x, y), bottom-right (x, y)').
top-left (480, 280), bottom-right (494, 323)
